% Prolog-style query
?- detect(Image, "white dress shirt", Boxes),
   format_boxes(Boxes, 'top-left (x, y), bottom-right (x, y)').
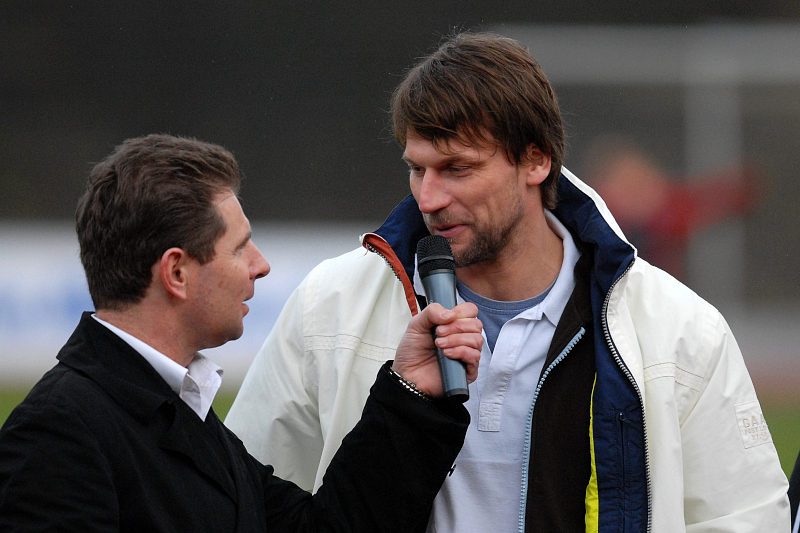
top-left (92, 315), bottom-right (223, 421)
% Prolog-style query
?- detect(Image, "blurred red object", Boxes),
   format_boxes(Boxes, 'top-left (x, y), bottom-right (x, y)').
top-left (584, 136), bottom-right (764, 279)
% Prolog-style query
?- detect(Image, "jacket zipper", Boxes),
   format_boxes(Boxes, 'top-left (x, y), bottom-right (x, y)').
top-left (363, 234), bottom-right (420, 316)
top-left (601, 260), bottom-right (653, 533)
top-left (364, 240), bottom-right (403, 284)
top-left (517, 326), bottom-right (586, 533)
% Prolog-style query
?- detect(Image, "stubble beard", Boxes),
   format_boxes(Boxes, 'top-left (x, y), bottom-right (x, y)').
top-left (432, 197), bottom-right (526, 269)
top-left (454, 219), bottom-right (514, 268)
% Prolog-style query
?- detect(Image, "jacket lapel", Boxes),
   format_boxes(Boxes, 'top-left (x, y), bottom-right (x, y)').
top-left (58, 312), bottom-right (238, 502)
top-left (157, 402), bottom-right (238, 501)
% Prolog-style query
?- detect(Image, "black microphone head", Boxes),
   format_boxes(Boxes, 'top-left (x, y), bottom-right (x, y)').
top-left (417, 235), bottom-right (456, 277)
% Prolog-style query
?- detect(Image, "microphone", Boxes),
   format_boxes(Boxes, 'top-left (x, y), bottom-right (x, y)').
top-left (416, 235), bottom-right (469, 401)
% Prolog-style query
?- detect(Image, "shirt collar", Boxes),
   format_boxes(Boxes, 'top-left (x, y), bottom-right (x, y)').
top-left (91, 314), bottom-right (223, 420)
top-left (519, 210), bottom-right (580, 327)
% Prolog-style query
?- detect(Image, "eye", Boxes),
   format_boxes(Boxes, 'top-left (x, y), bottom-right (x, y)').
top-left (235, 238), bottom-right (251, 255)
top-left (407, 165), bottom-right (424, 178)
top-left (447, 165), bottom-right (470, 176)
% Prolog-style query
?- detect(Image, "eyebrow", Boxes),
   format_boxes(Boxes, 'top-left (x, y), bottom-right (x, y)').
top-left (402, 154), bottom-right (472, 167)
top-left (236, 230), bottom-right (252, 251)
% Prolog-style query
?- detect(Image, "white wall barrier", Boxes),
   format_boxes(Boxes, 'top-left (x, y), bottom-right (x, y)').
top-left (0, 221), bottom-right (371, 388)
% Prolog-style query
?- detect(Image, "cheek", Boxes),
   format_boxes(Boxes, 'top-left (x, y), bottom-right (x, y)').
top-left (483, 179), bottom-right (519, 208)
top-left (409, 178), bottom-right (421, 200)
top-left (210, 262), bottom-right (246, 295)
top-left (234, 261), bottom-right (253, 286)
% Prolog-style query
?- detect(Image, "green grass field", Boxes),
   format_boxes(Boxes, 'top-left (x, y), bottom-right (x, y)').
top-left (1, 387), bottom-right (797, 479)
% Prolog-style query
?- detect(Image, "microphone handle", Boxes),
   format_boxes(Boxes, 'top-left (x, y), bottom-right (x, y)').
top-left (421, 270), bottom-right (469, 401)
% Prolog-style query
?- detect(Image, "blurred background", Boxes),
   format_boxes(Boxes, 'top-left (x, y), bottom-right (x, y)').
top-left (1, 3), bottom-right (799, 473)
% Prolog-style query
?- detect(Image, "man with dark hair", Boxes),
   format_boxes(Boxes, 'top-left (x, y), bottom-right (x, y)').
top-left (0, 134), bottom-right (484, 531)
top-left (227, 33), bottom-right (790, 531)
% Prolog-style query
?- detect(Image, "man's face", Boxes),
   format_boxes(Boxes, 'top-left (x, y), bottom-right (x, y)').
top-left (404, 132), bottom-right (529, 268)
top-left (187, 192), bottom-right (270, 349)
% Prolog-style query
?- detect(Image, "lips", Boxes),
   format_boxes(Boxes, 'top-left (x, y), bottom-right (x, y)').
top-left (242, 293), bottom-right (254, 315)
top-left (432, 224), bottom-right (465, 239)
top-left (425, 212), bottom-right (469, 239)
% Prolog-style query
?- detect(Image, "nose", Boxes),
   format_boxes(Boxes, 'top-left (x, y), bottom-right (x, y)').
top-left (250, 243), bottom-right (270, 280)
top-left (413, 170), bottom-right (451, 214)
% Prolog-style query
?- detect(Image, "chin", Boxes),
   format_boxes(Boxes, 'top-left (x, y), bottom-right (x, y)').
top-left (214, 325), bottom-right (244, 347)
top-left (229, 326), bottom-right (244, 341)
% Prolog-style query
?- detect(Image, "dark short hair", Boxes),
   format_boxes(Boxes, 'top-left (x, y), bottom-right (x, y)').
top-left (75, 134), bottom-right (241, 310)
top-left (391, 32), bottom-right (565, 209)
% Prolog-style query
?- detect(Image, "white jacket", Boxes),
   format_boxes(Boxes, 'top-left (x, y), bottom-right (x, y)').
top-left (226, 169), bottom-right (789, 532)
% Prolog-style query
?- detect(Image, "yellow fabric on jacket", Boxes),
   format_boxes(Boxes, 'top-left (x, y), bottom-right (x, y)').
top-left (585, 376), bottom-right (599, 533)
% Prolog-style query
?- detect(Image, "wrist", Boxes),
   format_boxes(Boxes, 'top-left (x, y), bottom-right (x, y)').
top-left (388, 366), bottom-right (433, 401)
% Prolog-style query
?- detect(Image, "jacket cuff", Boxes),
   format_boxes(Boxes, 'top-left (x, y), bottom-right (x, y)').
top-left (375, 360), bottom-right (470, 424)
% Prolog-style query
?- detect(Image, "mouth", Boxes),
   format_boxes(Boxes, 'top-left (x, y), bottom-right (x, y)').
top-left (432, 223), bottom-right (464, 239)
top-left (242, 294), bottom-right (254, 315)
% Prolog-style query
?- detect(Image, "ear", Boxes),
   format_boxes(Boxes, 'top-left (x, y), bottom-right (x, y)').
top-left (158, 247), bottom-right (191, 300)
top-left (522, 145), bottom-right (552, 187)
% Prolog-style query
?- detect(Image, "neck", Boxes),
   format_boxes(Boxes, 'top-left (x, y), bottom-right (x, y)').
top-left (95, 306), bottom-right (196, 367)
top-left (456, 212), bottom-right (563, 302)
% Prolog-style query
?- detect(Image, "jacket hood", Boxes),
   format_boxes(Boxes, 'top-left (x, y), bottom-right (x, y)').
top-left (366, 195), bottom-right (429, 285)
top-left (553, 168), bottom-right (636, 294)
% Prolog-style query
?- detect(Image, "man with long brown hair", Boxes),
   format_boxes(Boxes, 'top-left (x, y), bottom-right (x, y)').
top-left (228, 34), bottom-right (789, 531)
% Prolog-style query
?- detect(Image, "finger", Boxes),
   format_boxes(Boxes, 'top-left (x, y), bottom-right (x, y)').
top-left (418, 302), bottom-right (453, 328)
top-left (436, 343), bottom-right (481, 381)
top-left (435, 331), bottom-right (484, 352)
top-left (406, 303), bottom-right (449, 336)
top-left (423, 302), bottom-right (478, 326)
top-left (464, 357), bottom-right (479, 382)
top-left (435, 316), bottom-right (483, 337)
top-left (436, 332), bottom-right (483, 381)
top-left (449, 302), bottom-right (479, 319)
top-left (438, 344), bottom-right (481, 364)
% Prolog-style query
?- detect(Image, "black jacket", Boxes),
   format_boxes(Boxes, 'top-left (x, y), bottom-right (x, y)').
top-left (0, 312), bottom-right (469, 532)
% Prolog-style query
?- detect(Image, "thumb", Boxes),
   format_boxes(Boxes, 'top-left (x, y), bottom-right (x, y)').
top-left (416, 302), bottom-right (454, 329)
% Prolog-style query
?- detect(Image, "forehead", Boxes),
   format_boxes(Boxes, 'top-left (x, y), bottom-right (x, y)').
top-left (404, 133), bottom-right (481, 161)
top-left (215, 190), bottom-right (241, 214)
top-left (403, 132), bottom-right (505, 167)
top-left (214, 192), bottom-right (250, 234)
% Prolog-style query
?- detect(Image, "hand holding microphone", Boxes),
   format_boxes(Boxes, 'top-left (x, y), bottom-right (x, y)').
top-left (391, 236), bottom-right (480, 402)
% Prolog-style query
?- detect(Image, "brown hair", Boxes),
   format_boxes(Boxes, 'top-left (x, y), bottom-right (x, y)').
top-left (75, 134), bottom-right (241, 310)
top-left (391, 32), bottom-right (565, 209)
